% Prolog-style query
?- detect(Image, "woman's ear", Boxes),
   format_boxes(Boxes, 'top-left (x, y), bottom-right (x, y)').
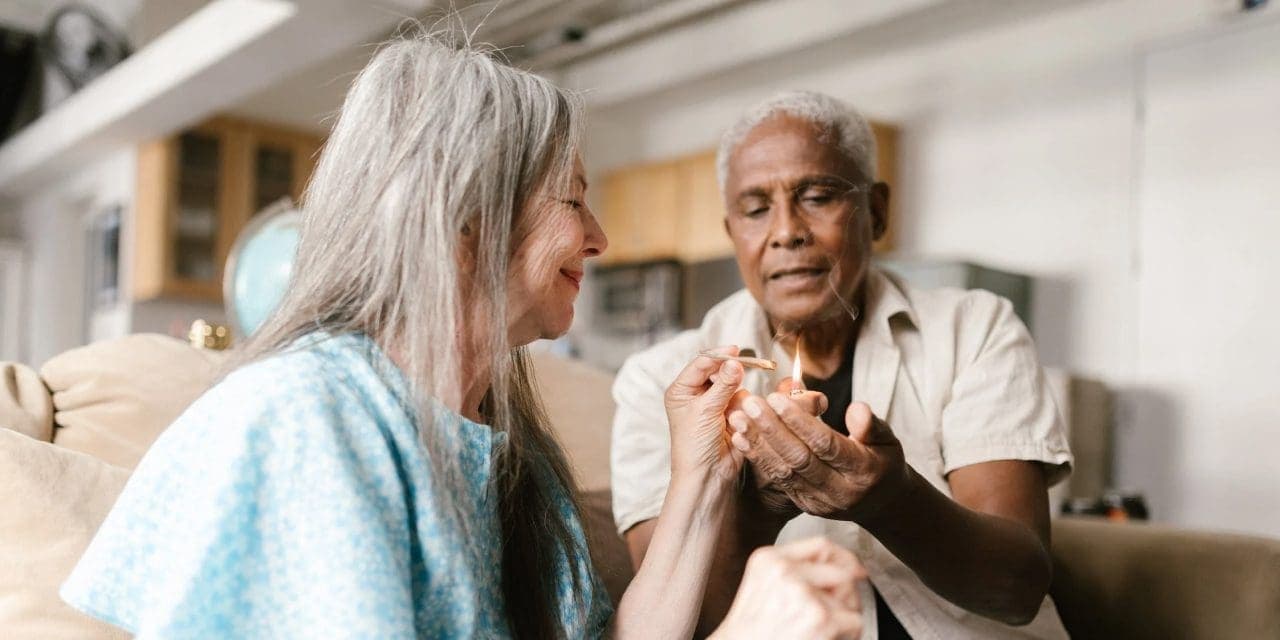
top-left (870, 182), bottom-right (891, 241)
top-left (457, 221), bottom-right (480, 271)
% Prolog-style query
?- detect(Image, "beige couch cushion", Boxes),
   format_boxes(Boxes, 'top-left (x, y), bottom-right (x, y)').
top-left (0, 429), bottom-right (130, 639)
top-left (530, 351), bottom-right (616, 492)
top-left (40, 334), bottom-right (226, 469)
top-left (1052, 515), bottom-right (1280, 639)
top-left (0, 362), bottom-right (53, 442)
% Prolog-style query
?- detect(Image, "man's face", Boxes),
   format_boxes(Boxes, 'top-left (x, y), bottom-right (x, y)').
top-left (722, 115), bottom-right (889, 331)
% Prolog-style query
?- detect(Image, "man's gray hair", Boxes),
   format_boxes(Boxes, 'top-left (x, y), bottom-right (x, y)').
top-left (716, 90), bottom-right (877, 189)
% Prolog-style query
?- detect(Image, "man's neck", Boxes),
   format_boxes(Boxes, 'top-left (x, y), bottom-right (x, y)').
top-left (772, 288), bottom-right (866, 379)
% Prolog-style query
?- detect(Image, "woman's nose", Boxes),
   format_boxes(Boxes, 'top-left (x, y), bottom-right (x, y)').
top-left (582, 208), bottom-right (608, 258)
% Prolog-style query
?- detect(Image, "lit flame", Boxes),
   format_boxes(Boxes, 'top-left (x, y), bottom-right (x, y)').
top-left (791, 336), bottom-right (803, 390)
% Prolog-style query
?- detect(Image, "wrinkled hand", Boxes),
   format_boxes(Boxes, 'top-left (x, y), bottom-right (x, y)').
top-left (664, 346), bottom-right (747, 485)
top-left (711, 537), bottom-right (865, 640)
top-left (726, 388), bottom-right (910, 523)
top-left (726, 379), bottom-right (825, 520)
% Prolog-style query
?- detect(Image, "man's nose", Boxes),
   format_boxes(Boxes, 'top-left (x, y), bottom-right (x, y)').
top-left (768, 200), bottom-right (811, 249)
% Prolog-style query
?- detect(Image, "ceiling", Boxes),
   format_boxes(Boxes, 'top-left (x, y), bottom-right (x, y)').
top-left (230, 0), bottom-right (760, 132)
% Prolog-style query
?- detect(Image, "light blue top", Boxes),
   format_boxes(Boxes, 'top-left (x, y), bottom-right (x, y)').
top-left (61, 332), bottom-right (612, 639)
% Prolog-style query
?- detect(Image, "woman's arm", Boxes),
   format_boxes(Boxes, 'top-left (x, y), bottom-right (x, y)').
top-left (605, 351), bottom-right (863, 639)
top-left (609, 350), bottom-right (743, 638)
top-left (610, 469), bottom-right (735, 639)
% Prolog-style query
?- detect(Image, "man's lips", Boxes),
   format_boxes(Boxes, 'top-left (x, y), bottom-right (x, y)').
top-left (767, 266), bottom-right (829, 281)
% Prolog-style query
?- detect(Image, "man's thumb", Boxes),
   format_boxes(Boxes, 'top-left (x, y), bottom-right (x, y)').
top-left (845, 402), bottom-right (897, 445)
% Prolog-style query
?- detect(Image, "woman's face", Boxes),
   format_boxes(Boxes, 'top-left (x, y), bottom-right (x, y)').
top-left (506, 155), bottom-right (607, 346)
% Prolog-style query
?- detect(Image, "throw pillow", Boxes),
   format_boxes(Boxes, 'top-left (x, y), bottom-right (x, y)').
top-left (0, 362), bottom-right (53, 442)
top-left (40, 334), bottom-right (227, 469)
top-left (0, 428), bottom-right (130, 638)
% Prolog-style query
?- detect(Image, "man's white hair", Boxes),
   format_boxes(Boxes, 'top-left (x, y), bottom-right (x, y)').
top-left (716, 90), bottom-right (877, 189)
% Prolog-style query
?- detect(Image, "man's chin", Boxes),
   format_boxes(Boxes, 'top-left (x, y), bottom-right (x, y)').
top-left (764, 303), bottom-right (830, 331)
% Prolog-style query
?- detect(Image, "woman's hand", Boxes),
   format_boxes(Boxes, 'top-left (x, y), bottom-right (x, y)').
top-left (664, 346), bottom-right (746, 486)
top-left (711, 537), bottom-right (865, 640)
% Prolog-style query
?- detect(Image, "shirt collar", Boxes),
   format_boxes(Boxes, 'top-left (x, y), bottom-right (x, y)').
top-left (860, 267), bottom-right (916, 345)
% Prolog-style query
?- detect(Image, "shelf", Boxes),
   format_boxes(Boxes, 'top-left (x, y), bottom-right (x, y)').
top-left (0, 0), bottom-right (432, 198)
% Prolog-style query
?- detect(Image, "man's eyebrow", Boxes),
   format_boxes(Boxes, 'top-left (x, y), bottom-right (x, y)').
top-left (794, 174), bottom-right (855, 189)
top-left (734, 187), bottom-right (770, 202)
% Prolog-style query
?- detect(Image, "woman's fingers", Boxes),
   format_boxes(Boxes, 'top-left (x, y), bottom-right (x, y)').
top-left (731, 540), bottom-right (865, 640)
top-left (702, 359), bottom-right (744, 412)
top-left (667, 345), bottom-right (738, 399)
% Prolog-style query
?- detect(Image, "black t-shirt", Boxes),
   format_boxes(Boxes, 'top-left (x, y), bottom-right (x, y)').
top-left (804, 349), bottom-right (912, 640)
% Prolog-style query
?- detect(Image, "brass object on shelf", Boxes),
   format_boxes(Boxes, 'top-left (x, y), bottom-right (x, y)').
top-left (189, 319), bottom-right (232, 350)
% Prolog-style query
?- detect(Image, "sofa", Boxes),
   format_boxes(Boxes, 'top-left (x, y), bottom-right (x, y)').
top-left (1, 334), bottom-right (1278, 639)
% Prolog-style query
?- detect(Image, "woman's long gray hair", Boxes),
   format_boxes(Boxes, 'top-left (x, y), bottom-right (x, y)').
top-left (232, 33), bottom-right (589, 639)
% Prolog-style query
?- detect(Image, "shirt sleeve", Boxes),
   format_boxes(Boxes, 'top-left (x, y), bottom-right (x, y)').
top-left (61, 365), bottom-right (419, 639)
top-left (609, 351), bottom-right (678, 536)
top-left (939, 292), bottom-right (1074, 486)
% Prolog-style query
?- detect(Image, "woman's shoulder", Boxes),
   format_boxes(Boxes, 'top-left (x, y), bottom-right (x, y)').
top-left (180, 333), bottom-right (410, 444)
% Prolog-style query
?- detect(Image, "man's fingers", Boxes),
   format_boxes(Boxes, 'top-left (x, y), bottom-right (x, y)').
top-left (785, 389), bottom-right (828, 416)
top-left (743, 395), bottom-right (844, 489)
top-left (765, 393), bottom-right (859, 474)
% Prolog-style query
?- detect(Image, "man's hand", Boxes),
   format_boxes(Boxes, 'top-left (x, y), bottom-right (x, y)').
top-left (726, 392), bottom-right (911, 523)
top-left (725, 379), bottom-right (823, 521)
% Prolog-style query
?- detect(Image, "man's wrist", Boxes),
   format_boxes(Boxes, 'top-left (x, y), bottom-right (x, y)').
top-left (850, 464), bottom-right (927, 533)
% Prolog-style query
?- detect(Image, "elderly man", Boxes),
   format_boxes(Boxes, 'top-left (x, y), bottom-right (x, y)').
top-left (610, 91), bottom-right (1073, 639)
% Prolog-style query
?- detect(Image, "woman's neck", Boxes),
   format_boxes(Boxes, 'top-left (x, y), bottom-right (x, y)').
top-left (386, 331), bottom-right (493, 424)
top-left (458, 363), bottom-right (491, 424)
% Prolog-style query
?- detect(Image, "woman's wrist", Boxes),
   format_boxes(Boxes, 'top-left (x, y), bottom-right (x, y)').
top-left (667, 467), bottom-right (735, 522)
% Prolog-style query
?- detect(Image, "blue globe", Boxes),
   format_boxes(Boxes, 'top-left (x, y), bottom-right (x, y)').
top-left (225, 207), bottom-right (302, 338)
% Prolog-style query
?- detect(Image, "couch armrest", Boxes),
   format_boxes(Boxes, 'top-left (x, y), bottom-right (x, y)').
top-left (1051, 516), bottom-right (1280, 639)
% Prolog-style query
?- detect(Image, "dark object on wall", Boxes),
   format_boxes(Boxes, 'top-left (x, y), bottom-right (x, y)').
top-left (40, 3), bottom-right (131, 92)
top-left (682, 256), bottom-right (743, 329)
top-left (0, 26), bottom-right (41, 141)
top-left (1242, 0), bottom-right (1269, 12)
top-left (593, 259), bottom-right (683, 337)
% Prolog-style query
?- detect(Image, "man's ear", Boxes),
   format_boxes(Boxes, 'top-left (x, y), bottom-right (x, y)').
top-left (870, 181), bottom-right (891, 241)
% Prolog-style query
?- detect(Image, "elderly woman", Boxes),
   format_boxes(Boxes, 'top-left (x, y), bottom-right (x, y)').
top-left (61, 36), bottom-right (862, 639)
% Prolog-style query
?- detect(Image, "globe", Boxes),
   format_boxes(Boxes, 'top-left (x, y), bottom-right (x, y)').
top-left (224, 200), bottom-right (303, 338)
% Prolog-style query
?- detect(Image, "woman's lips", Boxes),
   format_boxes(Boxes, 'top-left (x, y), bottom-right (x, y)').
top-left (560, 269), bottom-right (583, 290)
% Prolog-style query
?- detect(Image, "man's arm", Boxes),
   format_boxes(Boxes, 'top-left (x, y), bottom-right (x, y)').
top-left (863, 460), bottom-right (1052, 625)
top-left (734, 397), bottom-right (1052, 625)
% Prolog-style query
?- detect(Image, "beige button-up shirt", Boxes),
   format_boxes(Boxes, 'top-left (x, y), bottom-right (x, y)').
top-left (610, 268), bottom-right (1073, 640)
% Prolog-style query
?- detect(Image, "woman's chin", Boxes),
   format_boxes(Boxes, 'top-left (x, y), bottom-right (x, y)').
top-left (536, 310), bottom-right (575, 343)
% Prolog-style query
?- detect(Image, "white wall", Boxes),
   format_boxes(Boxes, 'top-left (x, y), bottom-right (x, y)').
top-left (581, 3), bottom-right (1280, 536)
top-left (14, 150), bottom-right (135, 366)
top-left (1129, 20), bottom-right (1280, 536)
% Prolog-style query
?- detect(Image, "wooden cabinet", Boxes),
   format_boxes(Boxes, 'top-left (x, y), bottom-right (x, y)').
top-left (598, 121), bottom-right (899, 265)
top-left (132, 117), bottom-right (322, 302)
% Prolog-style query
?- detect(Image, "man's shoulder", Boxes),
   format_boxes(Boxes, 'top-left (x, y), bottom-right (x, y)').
top-left (882, 269), bottom-right (1015, 334)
